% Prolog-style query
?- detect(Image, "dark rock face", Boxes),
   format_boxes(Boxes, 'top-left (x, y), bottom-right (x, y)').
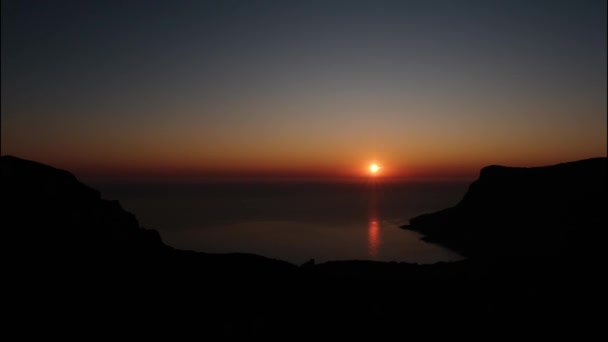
top-left (2, 155), bottom-right (166, 261)
top-left (4, 155), bottom-right (600, 336)
top-left (405, 158), bottom-right (607, 258)
top-left (2, 155), bottom-right (294, 276)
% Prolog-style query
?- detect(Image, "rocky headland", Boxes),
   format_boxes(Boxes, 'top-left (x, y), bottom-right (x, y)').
top-left (4, 155), bottom-right (604, 336)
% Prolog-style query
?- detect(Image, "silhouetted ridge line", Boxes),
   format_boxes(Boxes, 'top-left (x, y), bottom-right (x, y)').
top-left (2, 155), bottom-right (296, 276)
top-left (403, 157), bottom-right (607, 259)
top-left (3, 155), bottom-right (600, 335)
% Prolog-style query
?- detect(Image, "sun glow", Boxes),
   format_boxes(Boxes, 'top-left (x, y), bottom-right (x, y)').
top-left (369, 163), bottom-right (380, 175)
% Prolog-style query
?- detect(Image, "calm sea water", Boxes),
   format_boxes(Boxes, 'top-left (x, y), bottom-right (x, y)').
top-left (94, 180), bottom-right (469, 264)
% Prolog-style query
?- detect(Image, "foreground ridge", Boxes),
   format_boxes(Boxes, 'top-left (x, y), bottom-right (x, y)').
top-left (402, 158), bottom-right (606, 259)
top-left (4, 155), bottom-right (603, 336)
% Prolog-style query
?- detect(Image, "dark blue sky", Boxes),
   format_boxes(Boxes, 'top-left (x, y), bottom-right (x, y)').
top-left (2, 0), bottom-right (606, 179)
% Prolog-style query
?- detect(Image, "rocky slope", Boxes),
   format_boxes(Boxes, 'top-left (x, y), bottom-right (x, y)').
top-left (4, 155), bottom-right (601, 336)
top-left (403, 158), bottom-right (607, 258)
top-left (2, 155), bottom-right (295, 276)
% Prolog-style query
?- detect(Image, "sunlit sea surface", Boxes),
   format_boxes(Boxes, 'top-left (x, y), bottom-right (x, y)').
top-left (95, 180), bottom-right (469, 264)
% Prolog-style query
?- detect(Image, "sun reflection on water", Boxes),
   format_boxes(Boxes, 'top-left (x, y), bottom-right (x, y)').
top-left (368, 218), bottom-right (380, 258)
top-left (368, 182), bottom-right (380, 258)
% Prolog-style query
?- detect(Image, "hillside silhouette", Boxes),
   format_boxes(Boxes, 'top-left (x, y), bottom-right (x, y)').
top-left (3, 155), bottom-right (604, 337)
top-left (403, 158), bottom-right (606, 259)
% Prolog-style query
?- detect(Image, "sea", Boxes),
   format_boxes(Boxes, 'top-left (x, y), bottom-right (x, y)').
top-left (94, 180), bottom-right (469, 265)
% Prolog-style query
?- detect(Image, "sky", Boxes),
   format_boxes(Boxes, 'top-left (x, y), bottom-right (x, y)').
top-left (2, 0), bottom-right (606, 181)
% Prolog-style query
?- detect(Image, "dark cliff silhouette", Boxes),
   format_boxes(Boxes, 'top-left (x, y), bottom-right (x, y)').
top-left (3, 155), bottom-right (295, 276)
top-left (4, 155), bottom-right (602, 337)
top-left (402, 158), bottom-right (606, 260)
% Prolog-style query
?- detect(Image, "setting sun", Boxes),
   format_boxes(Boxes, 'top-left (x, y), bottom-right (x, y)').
top-left (369, 163), bottom-right (380, 175)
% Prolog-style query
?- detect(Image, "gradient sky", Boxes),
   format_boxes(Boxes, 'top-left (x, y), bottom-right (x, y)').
top-left (2, 0), bottom-right (606, 180)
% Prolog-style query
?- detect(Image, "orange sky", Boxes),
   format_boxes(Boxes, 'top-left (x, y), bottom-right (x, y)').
top-left (2, 1), bottom-right (606, 182)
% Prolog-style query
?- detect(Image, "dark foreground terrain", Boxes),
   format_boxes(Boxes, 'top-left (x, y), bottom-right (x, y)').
top-left (4, 155), bottom-right (605, 337)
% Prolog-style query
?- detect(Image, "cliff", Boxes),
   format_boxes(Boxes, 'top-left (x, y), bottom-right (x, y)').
top-left (4, 155), bottom-right (599, 336)
top-left (2, 155), bottom-right (295, 276)
top-left (3, 156), bottom-right (164, 255)
top-left (404, 158), bottom-right (607, 258)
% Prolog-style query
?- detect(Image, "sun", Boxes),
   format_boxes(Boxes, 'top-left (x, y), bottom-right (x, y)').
top-left (369, 163), bottom-right (380, 175)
